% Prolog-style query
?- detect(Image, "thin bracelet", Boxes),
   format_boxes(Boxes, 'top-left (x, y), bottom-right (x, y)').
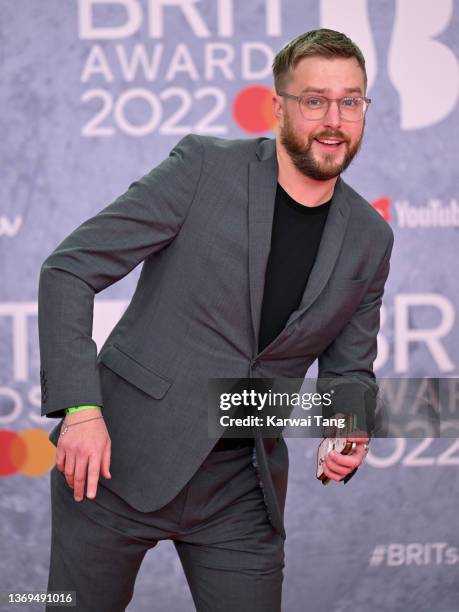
top-left (60, 416), bottom-right (104, 436)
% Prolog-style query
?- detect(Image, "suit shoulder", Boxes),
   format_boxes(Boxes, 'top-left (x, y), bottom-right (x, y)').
top-left (342, 180), bottom-right (393, 243)
top-left (188, 133), bottom-right (267, 162)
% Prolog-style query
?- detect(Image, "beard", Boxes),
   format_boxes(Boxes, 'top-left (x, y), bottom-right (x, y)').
top-left (280, 113), bottom-right (364, 181)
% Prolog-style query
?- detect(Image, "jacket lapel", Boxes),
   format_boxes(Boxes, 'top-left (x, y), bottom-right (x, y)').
top-left (248, 139), bottom-right (278, 354)
top-left (285, 176), bottom-right (350, 328)
top-left (248, 138), bottom-right (351, 356)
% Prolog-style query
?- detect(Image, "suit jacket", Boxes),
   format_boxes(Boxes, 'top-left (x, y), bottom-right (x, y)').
top-left (38, 134), bottom-right (393, 538)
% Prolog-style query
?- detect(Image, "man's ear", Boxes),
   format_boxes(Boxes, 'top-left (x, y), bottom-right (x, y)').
top-left (272, 94), bottom-right (284, 126)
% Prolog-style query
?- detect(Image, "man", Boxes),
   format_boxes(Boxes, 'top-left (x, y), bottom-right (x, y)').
top-left (39, 28), bottom-right (393, 611)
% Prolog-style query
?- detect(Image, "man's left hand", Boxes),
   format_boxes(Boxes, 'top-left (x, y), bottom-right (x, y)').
top-left (322, 436), bottom-right (369, 482)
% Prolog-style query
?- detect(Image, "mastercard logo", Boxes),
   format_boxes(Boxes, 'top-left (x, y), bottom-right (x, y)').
top-left (232, 86), bottom-right (277, 134)
top-left (0, 429), bottom-right (55, 477)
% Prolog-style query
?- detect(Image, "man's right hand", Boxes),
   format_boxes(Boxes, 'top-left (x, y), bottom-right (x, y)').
top-left (55, 407), bottom-right (111, 502)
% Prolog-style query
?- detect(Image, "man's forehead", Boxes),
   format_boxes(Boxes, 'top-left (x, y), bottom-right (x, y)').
top-left (290, 56), bottom-right (365, 93)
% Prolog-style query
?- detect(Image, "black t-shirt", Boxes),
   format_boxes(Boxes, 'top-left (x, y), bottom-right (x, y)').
top-left (258, 183), bottom-right (331, 353)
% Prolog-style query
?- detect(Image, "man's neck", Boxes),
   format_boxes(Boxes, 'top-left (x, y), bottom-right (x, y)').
top-left (276, 139), bottom-right (338, 207)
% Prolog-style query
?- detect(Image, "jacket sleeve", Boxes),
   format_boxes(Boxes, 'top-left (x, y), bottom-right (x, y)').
top-left (317, 227), bottom-right (394, 483)
top-left (38, 134), bottom-right (204, 418)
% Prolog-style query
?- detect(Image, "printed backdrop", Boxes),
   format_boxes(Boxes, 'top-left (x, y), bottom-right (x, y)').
top-left (1, 1), bottom-right (458, 611)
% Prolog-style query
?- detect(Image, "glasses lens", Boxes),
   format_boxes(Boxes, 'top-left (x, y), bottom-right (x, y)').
top-left (340, 97), bottom-right (366, 121)
top-left (299, 96), bottom-right (328, 119)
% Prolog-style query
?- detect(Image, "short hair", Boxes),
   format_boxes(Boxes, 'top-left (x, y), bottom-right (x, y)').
top-left (272, 28), bottom-right (367, 93)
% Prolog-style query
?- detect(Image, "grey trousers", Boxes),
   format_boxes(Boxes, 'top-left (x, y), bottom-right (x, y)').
top-left (47, 445), bottom-right (285, 612)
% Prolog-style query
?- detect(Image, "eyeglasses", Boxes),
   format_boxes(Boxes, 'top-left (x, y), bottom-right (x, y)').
top-left (278, 92), bottom-right (371, 122)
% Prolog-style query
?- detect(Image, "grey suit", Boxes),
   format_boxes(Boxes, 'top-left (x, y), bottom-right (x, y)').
top-left (39, 134), bottom-right (393, 609)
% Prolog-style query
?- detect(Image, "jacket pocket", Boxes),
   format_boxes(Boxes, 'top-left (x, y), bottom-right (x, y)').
top-left (98, 343), bottom-right (172, 400)
top-left (327, 276), bottom-right (369, 287)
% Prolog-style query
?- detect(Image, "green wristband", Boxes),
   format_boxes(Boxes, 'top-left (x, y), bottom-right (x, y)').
top-left (65, 405), bottom-right (101, 415)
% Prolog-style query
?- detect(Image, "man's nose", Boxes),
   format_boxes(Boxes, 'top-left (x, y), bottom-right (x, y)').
top-left (322, 100), bottom-right (342, 129)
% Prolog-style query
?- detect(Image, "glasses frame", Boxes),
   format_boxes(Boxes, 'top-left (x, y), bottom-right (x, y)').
top-left (278, 91), bottom-right (371, 122)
